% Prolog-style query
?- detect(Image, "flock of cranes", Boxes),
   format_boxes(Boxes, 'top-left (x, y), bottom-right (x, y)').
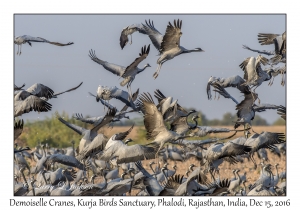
top-left (14, 18), bottom-right (286, 196)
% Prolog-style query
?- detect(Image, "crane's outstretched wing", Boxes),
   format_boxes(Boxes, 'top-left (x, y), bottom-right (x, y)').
top-left (45, 154), bottom-right (85, 170)
top-left (14, 96), bottom-right (52, 117)
top-left (117, 144), bottom-right (156, 164)
top-left (77, 134), bottom-right (108, 161)
top-left (154, 89), bottom-right (187, 114)
top-left (212, 83), bottom-right (239, 104)
top-left (102, 141), bottom-right (156, 164)
top-left (52, 82), bottom-right (83, 97)
top-left (109, 87), bottom-right (137, 109)
top-left (19, 35), bottom-right (48, 43)
top-left (73, 113), bottom-right (104, 125)
top-left (207, 142), bottom-right (251, 164)
top-left (55, 112), bottom-right (87, 135)
top-left (245, 132), bottom-right (285, 152)
top-left (218, 142), bottom-right (252, 159)
top-left (14, 147), bottom-right (31, 154)
top-left (89, 91), bottom-right (130, 112)
top-left (14, 83), bottom-right (25, 91)
top-left (206, 75), bottom-right (247, 100)
top-left (258, 33), bottom-right (281, 45)
top-left (114, 124), bottom-right (134, 141)
top-left (160, 19), bottom-right (182, 53)
top-left (90, 108), bottom-right (117, 132)
top-left (26, 83), bottom-right (54, 100)
top-left (17, 35), bottom-right (73, 46)
top-left (142, 19), bottom-right (164, 51)
top-left (97, 97), bottom-right (118, 110)
top-left (89, 49), bottom-right (125, 76)
top-left (277, 105), bottom-right (286, 120)
top-left (189, 126), bottom-right (231, 137)
top-left (253, 103), bottom-right (279, 112)
top-left (239, 57), bottom-right (251, 81)
top-left (242, 45), bottom-right (274, 56)
top-left (14, 119), bottom-right (24, 140)
top-left (173, 138), bottom-right (218, 147)
top-left (122, 45), bottom-right (150, 77)
top-left (137, 92), bottom-right (168, 140)
top-left (36, 37), bottom-right (73, 46)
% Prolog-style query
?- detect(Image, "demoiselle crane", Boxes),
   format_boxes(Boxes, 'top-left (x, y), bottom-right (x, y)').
top-left (100, 125), bottom-right (157, 164)
top-left (14, 35), bottom-right (73, 55)
top-left (89, 45), bottom-right (150, 98)
top-left (119, 24), bottom-right (147, 49)
top-left (142, 19), bottom-right (204, 79)
top-left (96, 85), bottom-right (139, 111)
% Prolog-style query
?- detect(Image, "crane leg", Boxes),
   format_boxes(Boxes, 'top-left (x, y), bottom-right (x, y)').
top-left (153, 60), bottom-right (166, 79)
top-left (130, 34), bottom-right (133, 45)
top-left (214, 88), bottom-right (217, 100)
top-left (153, 64), bottom-right (161, 79)
top-left (268, 76), bottom-right (274, 86)
top-left (20, 45), bottom-right (22, 55)
top-left (16, 45), bottom-right (19, 55)
top-left (209, 168), bottom-right (220, 187)
top-left (281, 73), bottom-right (285, 86)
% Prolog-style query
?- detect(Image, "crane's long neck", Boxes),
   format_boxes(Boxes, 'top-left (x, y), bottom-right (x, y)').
top-left (149, 164), bottom-right (157, 179)
top-left (236, 171), bottom-right (241, 184)
top-left (20, 169), bottom-right (28, 188)
top-left (149, 164), bottom-right (155, 174)
top-left (189, 117), bottom-right (198, 129)
top-left (242, 181), bottom-right (247, 194)
top-left (184, 111), bottom-right (196, 129)
top-left (42, 171), bottom-right (48, 185)
top-left (233, 171), bottom-right (237, 180)
top-left (31, 182), bottom-right (36, 196)
top-left (162, 169), bottom-right (168, 182)
top-left (139, 65), bottom-right (149, 73)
